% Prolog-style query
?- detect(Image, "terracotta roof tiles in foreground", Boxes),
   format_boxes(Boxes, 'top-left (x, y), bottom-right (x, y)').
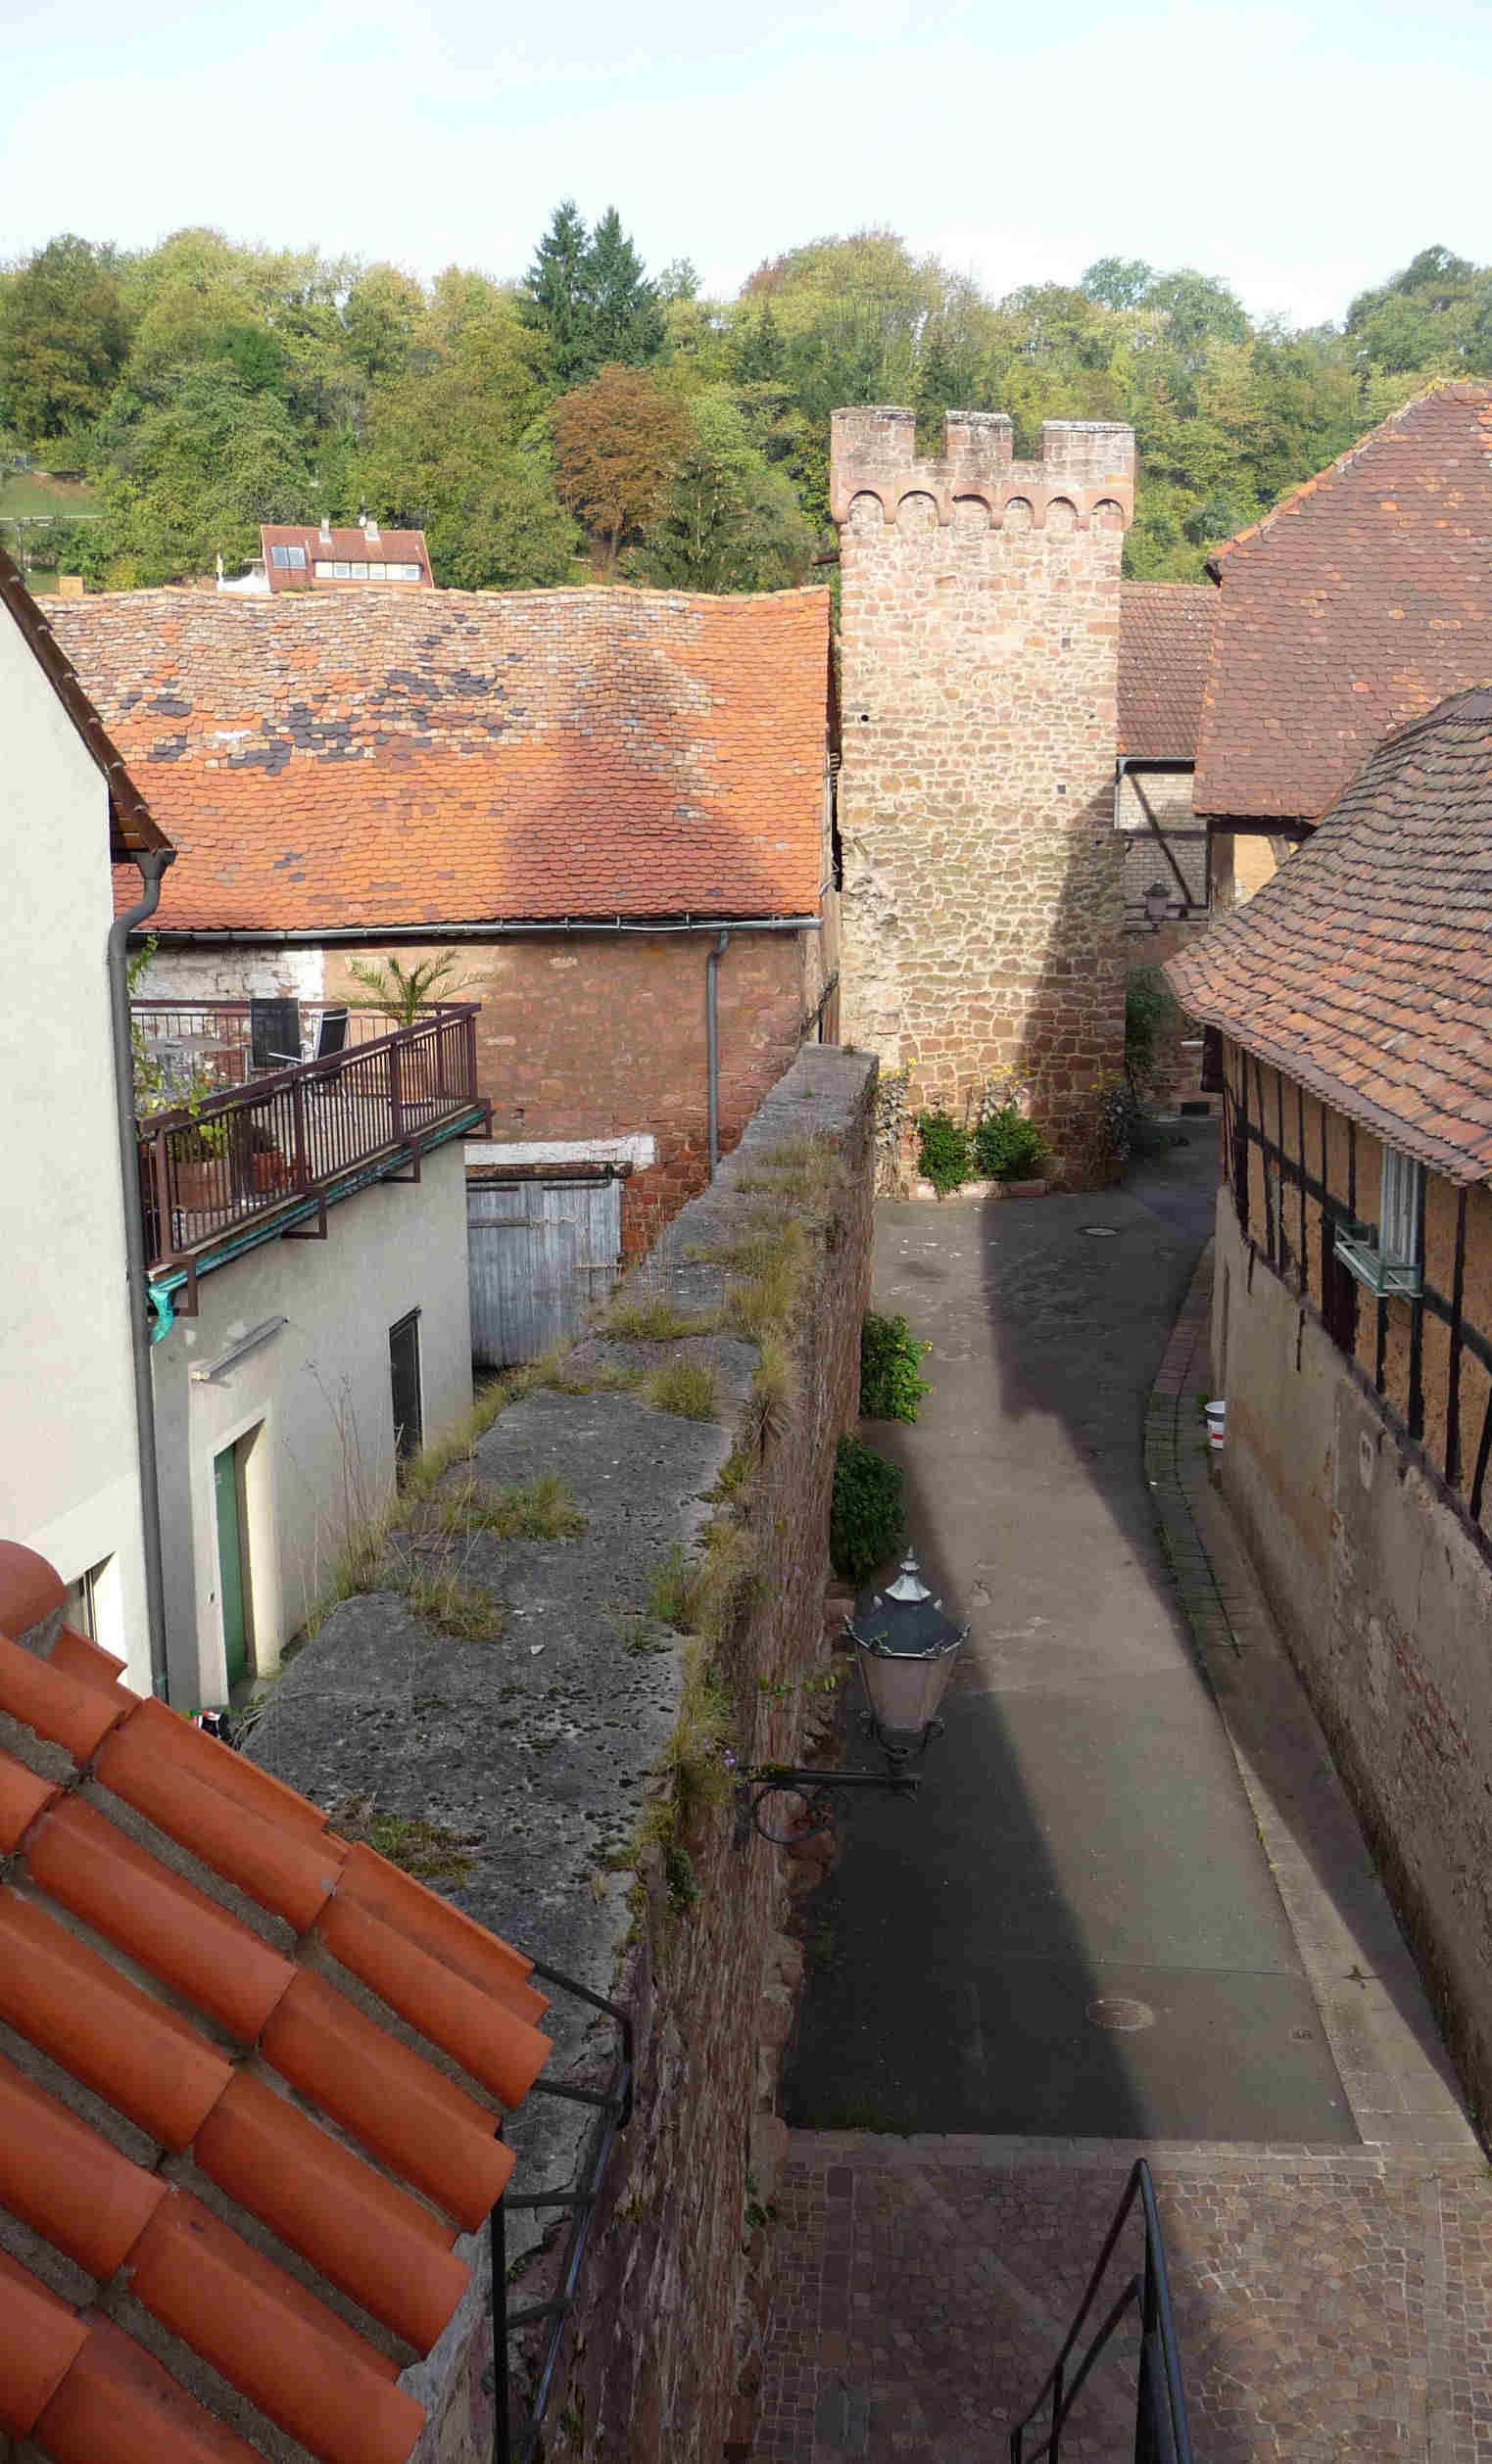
top-left (1194, 383), bottom-right (1492, 826)
top-left (1117, 581), bottom-right (1216, 762)
top-left (1167, 688), bottom-right (1492, 1185)
top-left (0, 1540), bottom-right (551, 2464)
top-left (41, 583), bottom-right (832, 934)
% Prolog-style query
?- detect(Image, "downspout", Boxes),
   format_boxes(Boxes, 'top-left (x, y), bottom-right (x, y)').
top-left (705, 929), bottom-right (731, 1177)
top-left (108, 846), bottom-right (173, 1701)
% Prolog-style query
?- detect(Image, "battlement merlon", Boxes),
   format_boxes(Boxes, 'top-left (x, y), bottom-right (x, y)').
top-left (829, 407), bottom-right (1134, 532)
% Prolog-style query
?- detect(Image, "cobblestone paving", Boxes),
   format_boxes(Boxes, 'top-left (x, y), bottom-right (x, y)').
top-left (754, 2136), bottom-right (1492, 2462)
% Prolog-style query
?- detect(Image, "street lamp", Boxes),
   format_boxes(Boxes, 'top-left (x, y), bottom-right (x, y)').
top-left (737, 1547), bottom-right (969, 1847)
top-left (1143, 880), bottom-right (1172, 931)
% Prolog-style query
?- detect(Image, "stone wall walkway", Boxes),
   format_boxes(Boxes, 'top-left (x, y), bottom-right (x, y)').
top-left (755, 1231), bottom-right (1492, 2461)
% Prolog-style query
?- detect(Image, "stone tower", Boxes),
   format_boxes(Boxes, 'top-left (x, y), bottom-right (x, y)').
top-left (831, 406), bottom-right (1134, 1164)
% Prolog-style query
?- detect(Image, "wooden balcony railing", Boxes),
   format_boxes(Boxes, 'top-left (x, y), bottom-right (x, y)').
top-left (137, 1006), bottom-right (483, 1270)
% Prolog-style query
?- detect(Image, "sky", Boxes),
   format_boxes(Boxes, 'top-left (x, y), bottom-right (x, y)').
top-left (3, 0), bottom-right (1491, 327)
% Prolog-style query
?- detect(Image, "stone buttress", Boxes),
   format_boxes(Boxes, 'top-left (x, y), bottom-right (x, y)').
top-left (831, 406), bottom-right (1135, 1161)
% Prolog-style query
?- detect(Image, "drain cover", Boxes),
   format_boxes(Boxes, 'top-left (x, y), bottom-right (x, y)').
top-left (1081, 1225), bottom-right (1120, 1239)
top-left (1085, 1995), bottom-right (1156, 2032)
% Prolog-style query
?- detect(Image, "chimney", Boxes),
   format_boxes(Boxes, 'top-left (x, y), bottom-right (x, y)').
top-left (364, 513), bottom-right (380, 544)
top-left (318, 516), bottom-right (331, 544)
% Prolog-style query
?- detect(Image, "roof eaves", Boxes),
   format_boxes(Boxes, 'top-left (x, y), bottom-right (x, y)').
top-left (0, 549), bottom-right (172, 865)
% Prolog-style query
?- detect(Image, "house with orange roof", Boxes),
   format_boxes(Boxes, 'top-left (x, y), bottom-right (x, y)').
top-left (46, 579), bottom-right (838, 1351)
top-left (0, 1534), bottom-right (625, 2464)
top-left (2, 547), bottom-right (485, 1712)
top-left (1167, 687), bottom-right (1492, 2121)
top-left (217, 514), bottom-right (433, 597)
top-left (1193, 381), bottom-right (1492, 910)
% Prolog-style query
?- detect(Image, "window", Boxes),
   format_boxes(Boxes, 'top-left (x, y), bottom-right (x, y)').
top-left (314, 559), bottom-right (334, 577)
top-left (1380, 1144), bottom-right (1421, 1269)
top-left (350, 560), bottom-right (367, 578)
top-left (333, 560), bottom-right (351, 578)
top-left (368, 561), bottom-right (386, 580)
top-left (285, 544), bottom-right (306, 569)
top-left (269, 544), bottom-right (290, 567)
top-left (65, 1559), bottom-right (105, 1639)
top-left (1334, 1139), bottom-right (1424, 1298)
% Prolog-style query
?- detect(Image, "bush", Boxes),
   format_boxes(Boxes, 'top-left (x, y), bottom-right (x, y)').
top-left (859, 1311), bottom-right (931, 1423)
top-left (1125, 965), bottom-right (1179, 1102)
top-left (830, 1437), bottom-right (905, 1581)
top-left (915, 1108), bottom-right (971, 1196)
top-left (971, 1104), bottom-right (1049, 1183)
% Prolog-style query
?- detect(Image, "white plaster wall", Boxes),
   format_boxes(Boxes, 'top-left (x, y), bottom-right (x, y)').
top-left (149, 1139), bottom-right (472, 1706)
top-left (0, 606), bottom-right (150, 1684)
top-left (131, 943), bottom-right (326, 1004)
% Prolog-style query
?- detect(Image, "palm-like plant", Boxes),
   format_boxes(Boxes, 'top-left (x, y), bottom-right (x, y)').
top-left (344, 950), bottom-right (472, 1027)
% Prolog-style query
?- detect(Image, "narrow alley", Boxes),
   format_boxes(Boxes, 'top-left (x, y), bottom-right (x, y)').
top-left (757, 1137), bottom-right (1491, 2462)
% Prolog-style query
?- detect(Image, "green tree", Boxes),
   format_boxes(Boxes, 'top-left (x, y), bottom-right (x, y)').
top-left (632, 389), bottom-right (813, 592)
top-left (1081, 257), bottom-right (1154, 312)
top-left (343, 263), bottom-right (425, 384)
top-left (522, 200), bottom-right (597, 391)
top-left (90, 364), bottom-right (314, 583)
top-left (0, 235), bottom-right (132, 441)
top-left (550, 364), bottom-right (688, 569)
top-left (1345, 245), bottom-right (1492, 382)
top-left (357, 357), bottom-right (578, 590)
top-left (586, 207), bottom-right (665, 367)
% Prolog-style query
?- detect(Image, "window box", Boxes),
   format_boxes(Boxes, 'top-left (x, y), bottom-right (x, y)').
top-left (1333, 1146), bottom-right (1424, 1299)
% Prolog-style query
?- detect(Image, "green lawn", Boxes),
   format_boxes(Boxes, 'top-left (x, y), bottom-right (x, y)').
top-left (0, 470), bottom-right (100, 519)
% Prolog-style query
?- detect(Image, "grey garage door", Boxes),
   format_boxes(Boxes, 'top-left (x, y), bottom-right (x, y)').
top-left (467, 1177), bottom-right (622, 1368)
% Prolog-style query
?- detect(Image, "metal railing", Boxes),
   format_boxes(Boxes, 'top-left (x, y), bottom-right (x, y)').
top-left (131, 997), bottom-right (465, 1091)
top-left (136, 1005), bottom-right (482, 1268)
top-left (1009, 2159), bottom-right (1192, 2464)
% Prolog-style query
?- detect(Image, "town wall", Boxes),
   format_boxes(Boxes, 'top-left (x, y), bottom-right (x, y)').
top-left (248, 1048), bottom-right (879, 2463)
top-left (832, 406), bottom-right (1133, 1165)
top-left (1213, 1097), bottom-right (1492, 2127)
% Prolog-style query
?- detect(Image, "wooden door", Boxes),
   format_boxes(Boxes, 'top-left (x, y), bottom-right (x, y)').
top-left (214, 1443), bottom-right (248, 1688)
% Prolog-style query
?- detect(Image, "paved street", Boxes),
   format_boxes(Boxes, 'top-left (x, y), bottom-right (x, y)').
top-left (757, 1145), bottom-right (1490, 2461)
top-left (785, 1138), bottom-right (1347, 2145)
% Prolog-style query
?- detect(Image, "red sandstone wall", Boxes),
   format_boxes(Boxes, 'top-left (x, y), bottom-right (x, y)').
top-left (324, 931), bottom-right (827, 1246)
top-left (832, 406), bottom-right (1133, 1163)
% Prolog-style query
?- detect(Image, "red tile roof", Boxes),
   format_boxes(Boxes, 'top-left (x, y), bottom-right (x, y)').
top-left (45, 584), bottom-right (830, 931)
top-left (1194, 383), bottom-right (1492, 825)
top-left (1117, 581), bottom-right (1216, 761)
top-left (0, 546), bottom-right (171, 865)
top-left (0, 1538), bottom-right (551, 2464)
top-left (261, 526), bottom-right (432, 592)
top-left (1167, 687), bottom-right (1492, 1184)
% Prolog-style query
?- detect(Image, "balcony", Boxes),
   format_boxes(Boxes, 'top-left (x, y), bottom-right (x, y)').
top-left (134, 1003), bottom-right (486, 1276)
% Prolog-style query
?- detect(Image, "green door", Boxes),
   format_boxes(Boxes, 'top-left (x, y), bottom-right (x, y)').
top-left (214, 1443), bottom-right (248, 1688)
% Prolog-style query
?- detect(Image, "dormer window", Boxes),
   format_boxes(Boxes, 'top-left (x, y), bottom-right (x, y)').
top-left (1335, 1141), bottom-right (1424, 1298)
top-left (268, 544), bottom-right (307, 570)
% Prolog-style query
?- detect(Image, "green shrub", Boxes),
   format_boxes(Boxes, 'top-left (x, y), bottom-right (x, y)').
top-left (916, 1108), bottom-right (971, 1196)
top-left (972, 1104), bottom-right (1049, 1183)
top-left (859, 1311), bottom-right (931, 1423)
top-left (830, 1436), bottom-right (905, 1581)
top-left (1125, 965), bottom-right (1179, 1101)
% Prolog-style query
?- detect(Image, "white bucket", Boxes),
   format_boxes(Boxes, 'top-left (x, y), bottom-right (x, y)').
top-left (1205, 1399), bottom-right (1227, 1452)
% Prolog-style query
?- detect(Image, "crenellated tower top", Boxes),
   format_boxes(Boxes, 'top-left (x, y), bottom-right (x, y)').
top-left (829, 406), bottom-right (1134, 533)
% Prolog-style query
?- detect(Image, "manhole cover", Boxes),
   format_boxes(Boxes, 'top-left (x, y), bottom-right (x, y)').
top-left (1085, 1995), bottom-right (1156, 2032)
top-left (1081, 1225), bottom-right (1119, 1239)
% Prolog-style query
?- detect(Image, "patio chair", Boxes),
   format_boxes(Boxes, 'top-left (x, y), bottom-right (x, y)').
top-left (250, 997), bottom-right (303, 1071)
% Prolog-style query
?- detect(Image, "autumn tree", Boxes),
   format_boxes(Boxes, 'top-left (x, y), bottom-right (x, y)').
top-left (550, 365), bottom-right (688, 569)
top-left (633, 390), bottom-right (813, 592)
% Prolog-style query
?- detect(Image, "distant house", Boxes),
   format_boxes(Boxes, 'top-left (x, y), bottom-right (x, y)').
top-left (1168, 687), bottom-right (1492, 2118)
top-left (217, 513), bottom-right (433, 596)
top-left (1116, 580), bottom-right (1218, 1103)
top-left (2, 547), bottom-right (482, 1709)
top-left (49, 580), bottom-right (837, 1362)
top-left (1194, 381), bottom-right (1492, 907)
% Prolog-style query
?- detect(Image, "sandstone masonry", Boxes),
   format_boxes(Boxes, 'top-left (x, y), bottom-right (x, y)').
top-left (832, 406), bottom-right (1134, 1161)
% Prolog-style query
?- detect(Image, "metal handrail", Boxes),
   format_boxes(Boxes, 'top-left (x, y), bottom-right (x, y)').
top-left (1008, 2158), bottom-right (1192, 2464)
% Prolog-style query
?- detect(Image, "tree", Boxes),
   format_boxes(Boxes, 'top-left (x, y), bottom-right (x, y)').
top-left (0, 235), bottom-right (132, 441)
top-left (632, 389), bottom-right (813, 592)
top-left (550, 365), bottom-right (688, 569)
top-left (522, 200), bottom-right (597, 391)
top-left (357, 358), bottom-right (578, 590)
top-left (1346, 245), bottom-right (1492, 381)
top-left (89, 364), bottom-right (314, 583)
top-left (586, 208), bottom-right (664, 367)
top-left (343, 263), bottom-right (425, 384)
top-left (1081, 258), bottom-right (1154, 312)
